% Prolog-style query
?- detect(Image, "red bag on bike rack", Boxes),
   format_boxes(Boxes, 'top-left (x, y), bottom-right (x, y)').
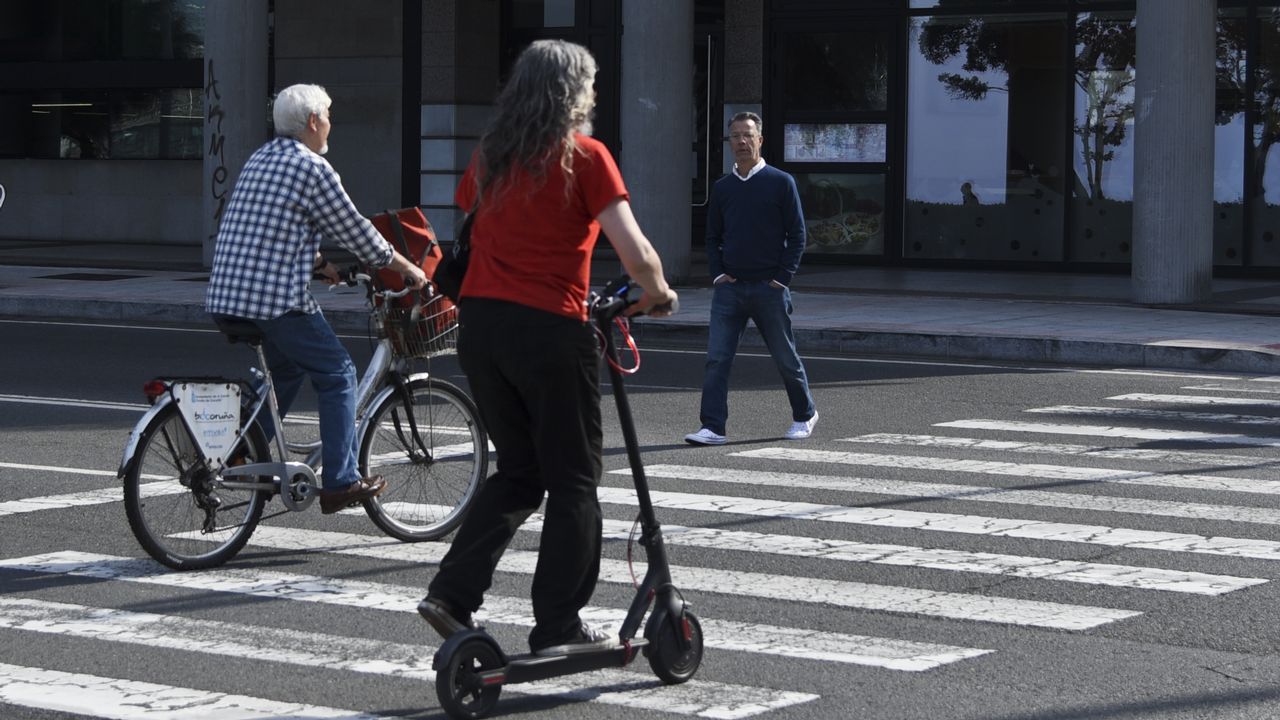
top-left (370, 207), bottom-right (443, 299)
top-left (369, 207), bottom-right (458, 357)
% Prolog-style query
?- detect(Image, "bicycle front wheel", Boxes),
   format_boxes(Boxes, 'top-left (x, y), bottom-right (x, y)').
top-left (123, 403), bottom-right (270, 570)
top-left (359, 377), bottom-right (487, 541)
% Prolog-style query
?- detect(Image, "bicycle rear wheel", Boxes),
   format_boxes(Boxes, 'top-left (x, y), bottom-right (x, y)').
top-left (359, 377), bottom-right (487, 541)
top-left (123, 403), bottom-right (270, 570)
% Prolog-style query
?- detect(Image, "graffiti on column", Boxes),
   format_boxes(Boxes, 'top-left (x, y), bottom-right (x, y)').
top-left (206, 58), bottom-right (229, 242)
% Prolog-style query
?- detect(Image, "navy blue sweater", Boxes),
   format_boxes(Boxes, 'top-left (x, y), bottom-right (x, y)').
top-left (705, 164), bottom-right (807, 285)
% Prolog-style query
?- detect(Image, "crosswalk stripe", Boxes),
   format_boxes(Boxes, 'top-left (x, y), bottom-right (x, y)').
top-left (0, 551), bottom-right (992, 670)
top-left (734, 447), bottom-right (1280, 497)
top-left (364, 506), bottom-right (1253, 594)
top-left (1183, 384), bottom-right (1280, 395)
top-left (0, 661), bottom-right (388, 719)
top-left (593, 484), bottom-right (1280, 562)
top-left (0, 480), bottom-right (174, 517)
top-left (1109, 393), bottom-right (1280, 407)
top-left (838, 433), bottom-right (1278, 469)
top-left (1027, 405), bottom-right (1280, 427)
top-left (0, 461), bottom-right (119, 478)
top-left (226, 527), bottom-right (1127, 630)
top-left (661, 456), bottom-right (1280, 527)
top-left (585, 517), bottom-right (1262, 595)
top-left (935, 419), bottom-right (1280, 448)
top-left (0, 598), bottom-right (817, 718)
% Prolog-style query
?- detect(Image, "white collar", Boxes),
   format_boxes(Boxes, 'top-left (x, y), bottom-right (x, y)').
top-left (734, 158), bottom-right (766, 181)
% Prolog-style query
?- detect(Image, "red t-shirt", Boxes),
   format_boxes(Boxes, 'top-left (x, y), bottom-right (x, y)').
top-left (454, 134), bottom-right (628, 321)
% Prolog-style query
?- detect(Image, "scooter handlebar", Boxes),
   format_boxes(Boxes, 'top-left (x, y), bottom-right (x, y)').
top-left (590, 276), bottom-right (678, 322)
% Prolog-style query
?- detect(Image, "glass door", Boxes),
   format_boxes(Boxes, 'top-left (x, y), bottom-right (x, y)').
top-left (768, 18), bottom-right (895, 260)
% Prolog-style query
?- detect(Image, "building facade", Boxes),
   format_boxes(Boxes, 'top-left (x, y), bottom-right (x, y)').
top-left (0, 0), bottom-right (1270, 283)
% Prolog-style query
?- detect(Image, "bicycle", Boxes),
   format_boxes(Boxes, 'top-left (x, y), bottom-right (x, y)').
top-left (117, 270), bottom-right (488, 570)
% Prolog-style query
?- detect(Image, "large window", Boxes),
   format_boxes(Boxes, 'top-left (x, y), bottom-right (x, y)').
top-left (0, 0), bottom-right (203, 160)
top-left (773, 25), bottom-right (891, 257)
top-left (906, 13), bottom-right (1068, 261)
top-left (1216, 8), bottom-right (1248, 266)
top-left (782, 30), bottom-right (888, 114)
top-left (0, 0), bottom-right (203, 62)
top-left (1251, 7), bottom-right (1280, 267)
top-left (1070, 10), bottom-right (1136, 263)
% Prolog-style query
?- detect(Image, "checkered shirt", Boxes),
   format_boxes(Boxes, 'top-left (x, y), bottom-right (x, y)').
top-left (205, 137), bottom-right (393, 319)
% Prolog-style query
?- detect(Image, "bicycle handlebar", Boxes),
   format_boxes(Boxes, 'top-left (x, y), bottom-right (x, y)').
top-left (322, 266), bottom-right (417, 300)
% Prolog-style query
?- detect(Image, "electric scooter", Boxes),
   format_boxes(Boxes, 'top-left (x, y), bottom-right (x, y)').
top-left (432, 276), bottom-right (702, 720)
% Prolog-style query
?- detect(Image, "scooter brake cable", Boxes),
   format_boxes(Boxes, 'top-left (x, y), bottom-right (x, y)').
top-left (598, 316), bottom-right (641, 375)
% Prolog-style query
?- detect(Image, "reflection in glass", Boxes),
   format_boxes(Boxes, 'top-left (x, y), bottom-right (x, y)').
top-left (5, 89), bottom-right (202, 159)
top-left (909, 0), bottom-right (1060, 7)
top-left (782, 31), bottom-right (888, 113)
top-left (784, 124), bottom-right (886, 163)
top-left (1070, 11), bottom-right (1136, 262)
top-left (1215, 10), bottom-right (1247, 266)
top-left (796, 173), bottom-right (885, 256)
top-left (0, 0), bottom-right (205, 62)
top-left (1251, 8), bottom-right (1280, 266)
top-left (511, 0), bottom-right (575, 29)
top-left (905, 14), bottom-right (1067, 261)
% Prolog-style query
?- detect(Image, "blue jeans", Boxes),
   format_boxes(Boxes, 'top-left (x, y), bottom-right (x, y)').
top-left (698, 280), bottom-right (815, 435)
top-left (253, 310), bottom-right (360, 490)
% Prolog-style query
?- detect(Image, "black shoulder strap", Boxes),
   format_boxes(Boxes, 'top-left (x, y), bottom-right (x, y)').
top-left (383, 208), bottom-right (414, 262)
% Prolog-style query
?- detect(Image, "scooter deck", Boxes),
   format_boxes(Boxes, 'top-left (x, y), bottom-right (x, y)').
top-left (475, 638), bottom-right (649, 687)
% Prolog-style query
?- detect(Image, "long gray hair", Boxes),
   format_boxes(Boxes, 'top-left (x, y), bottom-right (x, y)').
top-left (474, 39), bottom-right (597, 204)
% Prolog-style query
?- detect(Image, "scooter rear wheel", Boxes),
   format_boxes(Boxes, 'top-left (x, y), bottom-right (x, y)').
top-left (435, 638), bottom-right (503, 719)
top-left (647, 609), bottom-right (704, 684)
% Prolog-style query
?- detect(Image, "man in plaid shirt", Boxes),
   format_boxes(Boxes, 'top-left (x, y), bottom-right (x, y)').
top-left (206, 83), bottom-right (427, 514)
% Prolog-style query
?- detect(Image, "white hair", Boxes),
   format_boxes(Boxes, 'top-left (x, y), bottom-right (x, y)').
top-left (272, 84), bottom-right (331, 138)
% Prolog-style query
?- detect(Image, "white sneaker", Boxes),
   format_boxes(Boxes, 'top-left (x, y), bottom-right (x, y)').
top-left (684, 428), bottom-right (727, 445)
top-left (784, 411), bottom-right (819, 440)
top-left (534, 622), bottom-right (618, 656)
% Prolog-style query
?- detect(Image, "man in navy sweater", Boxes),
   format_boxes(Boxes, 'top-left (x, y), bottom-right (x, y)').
top-left (685, 112), bottom-right (818, 445)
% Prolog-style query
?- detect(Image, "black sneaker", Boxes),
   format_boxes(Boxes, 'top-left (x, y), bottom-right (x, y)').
top-left (417, 596), bottom-right (475, 640)
top-left (532, 622), bottom-right (618, 656)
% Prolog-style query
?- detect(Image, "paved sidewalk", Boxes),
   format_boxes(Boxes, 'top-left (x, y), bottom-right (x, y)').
top-left (4, 256), bottom-right (1280, 374)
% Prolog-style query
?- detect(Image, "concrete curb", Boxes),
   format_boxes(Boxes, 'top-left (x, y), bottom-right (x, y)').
top-left (628, 319), bottom-right (1280, 374)
top-left (9, 296), bottom-right (1280, 374)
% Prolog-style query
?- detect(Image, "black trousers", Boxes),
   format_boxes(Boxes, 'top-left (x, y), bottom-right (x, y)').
top-left (428, 298), bottom-right (604, 650)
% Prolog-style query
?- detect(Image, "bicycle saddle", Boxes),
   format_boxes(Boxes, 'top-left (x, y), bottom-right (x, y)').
top-left (212, 315), bottom-right (265, 345)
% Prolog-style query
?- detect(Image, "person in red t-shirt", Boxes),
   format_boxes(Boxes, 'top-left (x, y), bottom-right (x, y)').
top-left (417, 39), bottom-right (677, 657)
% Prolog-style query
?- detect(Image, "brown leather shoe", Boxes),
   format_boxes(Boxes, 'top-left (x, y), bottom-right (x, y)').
top-left (318, 476), bottom-right (387, 514)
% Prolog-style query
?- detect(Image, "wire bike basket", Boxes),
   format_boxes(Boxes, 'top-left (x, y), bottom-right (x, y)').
top-left (374, 293), bottom-right (459, 358)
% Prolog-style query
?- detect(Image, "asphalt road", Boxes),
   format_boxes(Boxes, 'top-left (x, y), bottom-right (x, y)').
top-left (5, 317), bottom-right (1280, 719)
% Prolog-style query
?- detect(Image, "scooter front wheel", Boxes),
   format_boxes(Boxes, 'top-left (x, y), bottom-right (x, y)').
top-left (646, 608), bottom-right (704, 685)
top-left (436, 638), bottom-right (503, 719)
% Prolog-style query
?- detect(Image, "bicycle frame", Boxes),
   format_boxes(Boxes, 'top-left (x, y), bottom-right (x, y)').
top-left (118, 323), bottom-right (430, 512)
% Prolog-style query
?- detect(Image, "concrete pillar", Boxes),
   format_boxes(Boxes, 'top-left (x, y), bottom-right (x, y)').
top-left (1131, 0), bottom-right (1215, 304)
top-left (202, 2), bottom-right (268, 267)
top-left (620, 0), bottom-right (694, 283)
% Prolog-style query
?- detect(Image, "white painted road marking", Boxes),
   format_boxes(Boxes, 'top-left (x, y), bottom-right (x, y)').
top-left (0, 393), bottom-right (145, 411)
top-left (0, 480), bottom-right (176, 517)
top-left (593, 484), bottom-right (1280, 562)
top-left (1109, 393), bottom-right (1280, 407)
top-left (0, 597), bottom-right (817, 718)
top-left (734, 446), bottom-right (1280, 497)
top-left (586, 517), bottom-right (1263, 595)
top-left (0, 661), bottom-right (388, 719)
top-left (0, 550), bottom-right (992, 671)
top-left (649, 458), bottom-right (1280, 527)
top-left (1027, 405), bottom-right (1280, 427)
top-left (935, 419), bottom-right (1280, 448)
top-left (839, 433), bottom-right (1279, 469)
